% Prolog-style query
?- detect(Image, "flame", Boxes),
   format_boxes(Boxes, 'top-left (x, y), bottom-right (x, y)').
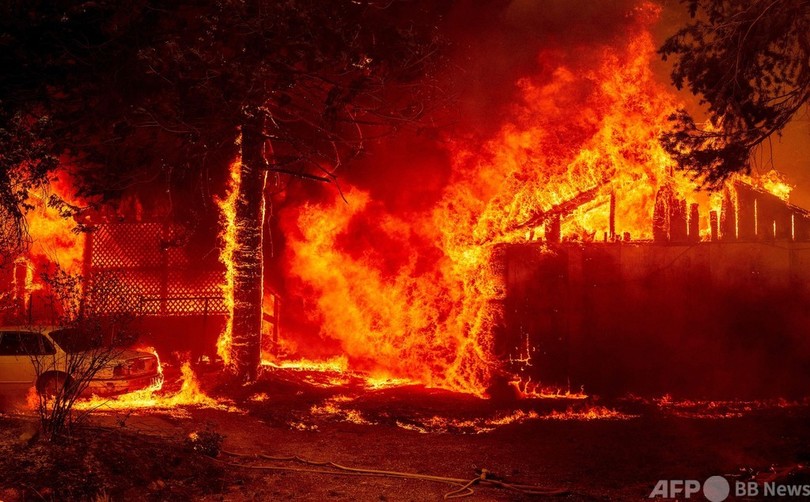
top-left (745, 170), bottom-right (794, 202)
top-left (650, 394), bottom-right (803, 419)
top-left (250, 392), bottom-right (270, 402)
top-left (262, 355), bottom-right (349, 373)
top-left (261, 355), bottom-right (419, 389)
top-left (309, 395), bottom-right (373, 425)
top-left (542, 406), bottom-right (634, 421)
top-left (284, 16), bottom-right (740, 395)
top-left (362, 375), bottom-right (420, 390)
top-left (24, 177), bottom-right (84, 275)
top-left (216, 156), bottom-right (241, 366)
top-left (2, 173), bottom-right (85, 321)
top-left (73, 361), bottom-right (230, 412)
top-left (392, 406), bottom-right (634, 434)
top-left (11, 257), bottom-right (40, 316)
top-left (509, 377), bottom-right (588, 400)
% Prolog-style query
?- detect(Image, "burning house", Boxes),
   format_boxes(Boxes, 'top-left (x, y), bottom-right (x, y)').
top-left (496, 180), bottom-right (810, 399)
top-left (274, 23), bottom-right (810, 400)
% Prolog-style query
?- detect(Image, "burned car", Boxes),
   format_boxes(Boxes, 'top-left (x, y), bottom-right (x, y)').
top-left (0, 326), bottom-right (163, 396)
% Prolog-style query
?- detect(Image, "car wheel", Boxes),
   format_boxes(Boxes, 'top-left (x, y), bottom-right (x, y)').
top-left (37, 373), bottom-right (70, 398)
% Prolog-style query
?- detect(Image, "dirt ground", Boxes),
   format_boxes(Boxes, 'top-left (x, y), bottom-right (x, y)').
top-left (1, 365), bottom-right (809, 501)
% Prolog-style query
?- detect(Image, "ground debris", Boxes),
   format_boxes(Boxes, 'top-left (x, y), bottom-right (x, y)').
top-left (0, 416), bottom-right (226, 501)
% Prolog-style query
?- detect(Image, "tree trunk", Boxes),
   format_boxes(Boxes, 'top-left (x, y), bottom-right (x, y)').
top-left (231, 107), bottom-right (267, 381)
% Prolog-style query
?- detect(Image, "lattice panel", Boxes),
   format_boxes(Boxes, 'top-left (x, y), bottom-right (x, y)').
top-left (85, 270), bottom-right (162, 314)
top-left (167, 269), bottom-right (223, 295)
top-left (87, 222), bottom-right (226, 316)
top-left (91, 223), bottom-right (187, 269)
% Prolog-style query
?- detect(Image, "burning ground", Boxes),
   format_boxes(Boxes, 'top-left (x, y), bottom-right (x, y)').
top-left (3, 365), bottom-right (810, 500)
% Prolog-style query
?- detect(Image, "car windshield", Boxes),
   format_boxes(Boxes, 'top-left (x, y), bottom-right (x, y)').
top-left (48, 328), bottom-right (107, 353)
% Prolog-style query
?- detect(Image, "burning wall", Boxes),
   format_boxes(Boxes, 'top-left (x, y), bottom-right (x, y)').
top-left (498, 241), bottom-right (810, 399)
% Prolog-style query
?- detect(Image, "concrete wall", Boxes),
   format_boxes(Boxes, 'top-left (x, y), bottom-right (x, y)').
top-left (496, 242), bottom-right (810, 398)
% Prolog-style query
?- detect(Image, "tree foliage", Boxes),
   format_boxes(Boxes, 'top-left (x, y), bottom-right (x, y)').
top-left (0, 0), bottom-right (446, 227)
top-left (131, 0), bottom-right (446, 186)
top-left (0, 111), bottom-right (57, 260)
top-left (660, 0), bottom-right (810, 187)
top-left (0, 1), bottom-right (138, 252)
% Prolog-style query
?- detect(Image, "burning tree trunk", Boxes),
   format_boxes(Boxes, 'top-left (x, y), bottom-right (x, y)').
top-left (230, 107), bottom-right (267, 381)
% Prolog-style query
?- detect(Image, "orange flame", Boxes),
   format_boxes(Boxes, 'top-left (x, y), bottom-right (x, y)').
top-left (283, 22), bottom-right (709, 395)
top-left (274, 5), bottom-right (796, 396)
top-left (310, 395), bottom-right (373, 425)
top-left (73, 361), bottom-right (229, 412)
top-left (509, 377), bottom-right (588, 400)
top-left (216, 155), bottom-right (241, 366)
top-left (24, 178), bottom-right (84, 275)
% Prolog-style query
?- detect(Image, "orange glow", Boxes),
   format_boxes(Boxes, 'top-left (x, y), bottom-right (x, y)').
top-left (509, 377), bottom-right (588, 400)
top-left (216, 155), bottom-right (241, 366)
top-left (12, 257), bottom-right (40, 315)
top-left (393, 406), bottom-right (633, 434)
top-left (73, 361), bottom-right (232, 413)
top-left (542, 406), bottom-right (634, 421)
top-left (262, 355), bottom-right (348, 373)
top-left (651, 395), bottom-right (803, 419)
top-left (261, 356), bottom-right (420, 389)
top-left (756, 170), bottom-right (793, 201)
top-left (280, 7), bottom-right (800, 396)
top-left (282, 18), bottom-right (722, 395)
top-left (310, 395), bottom-right (372, 425)
top-left (24, 386), bottom-right (39, 410)
top-left (24, 177), bottom-right (85, 275)
top-left (362, 375), bottom-right (421, 390)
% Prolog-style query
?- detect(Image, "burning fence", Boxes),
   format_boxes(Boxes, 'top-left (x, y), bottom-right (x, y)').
top-left (1, 194), bottom-right (280, 363)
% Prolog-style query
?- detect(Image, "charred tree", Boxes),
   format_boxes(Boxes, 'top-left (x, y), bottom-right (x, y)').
top-left (230, 109), bottom-right (267, 380)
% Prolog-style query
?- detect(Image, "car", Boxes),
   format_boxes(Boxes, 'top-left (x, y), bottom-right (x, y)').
top-left (0, 326), bottom-right (163, 397)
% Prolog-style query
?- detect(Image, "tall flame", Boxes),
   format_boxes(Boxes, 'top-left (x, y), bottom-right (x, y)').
top-left (216, 156), bottom-right (241, 365)
top-left (273, 5), bottom-right (794, 396)
top-left (282, 24), bottom-right (695, 395)
top-left (25, 177), bottom-right (84, 275)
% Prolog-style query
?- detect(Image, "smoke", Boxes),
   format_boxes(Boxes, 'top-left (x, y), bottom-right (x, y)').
top-left (443, 0), bottom-right (652, 133)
